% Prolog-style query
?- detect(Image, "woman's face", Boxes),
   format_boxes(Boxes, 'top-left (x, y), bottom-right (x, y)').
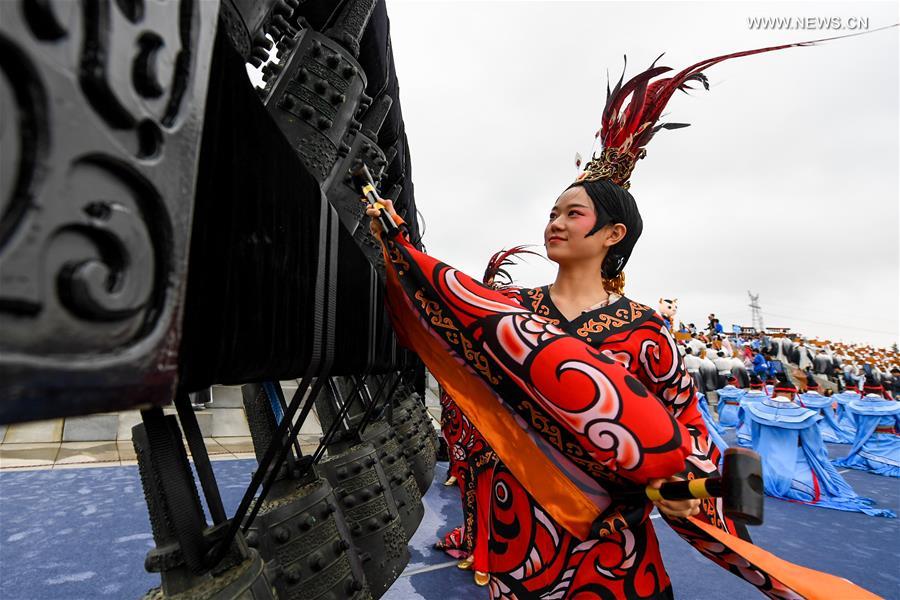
top-left (544, 186), bottom-right (625, 265)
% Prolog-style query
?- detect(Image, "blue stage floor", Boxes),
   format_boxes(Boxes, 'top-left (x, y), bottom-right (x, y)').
top-left (1, 444), bottom-right (898, 600)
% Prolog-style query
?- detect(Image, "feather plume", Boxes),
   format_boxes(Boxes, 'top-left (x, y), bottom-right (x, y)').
top-left (584, 25), bottom-right (898, 187)
top-left (482, 245), bottom-right (542, 289)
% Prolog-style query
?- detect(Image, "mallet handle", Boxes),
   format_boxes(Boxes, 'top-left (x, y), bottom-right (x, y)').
top-left (352, 164), bottom-right (400, 237)
top-left (625, 477), bottom-right (723, 502)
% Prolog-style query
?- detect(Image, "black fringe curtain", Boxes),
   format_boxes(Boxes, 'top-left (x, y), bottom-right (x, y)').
top-left (179, 31), bottom-right (335, 391)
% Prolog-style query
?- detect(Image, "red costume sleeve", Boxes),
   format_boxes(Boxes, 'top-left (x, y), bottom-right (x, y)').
top-left (637, 315), bottom-right (702, 423)
top-left (634, 315), bottom-right (721, 469)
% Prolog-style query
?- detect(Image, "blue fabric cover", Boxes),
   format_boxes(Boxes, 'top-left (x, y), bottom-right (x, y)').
top-left (833, 397), bottom-right (900, 478)
top-left (833, 391), bottom-right (860, 434)
top-left (798, 392), bottom-right (854, 444)
top-left (746, 397), bottom-right (895, 517)
top-left (736, 390), bottom-right (768, 448)
top-left (716, 385), bottom-right (746, 428)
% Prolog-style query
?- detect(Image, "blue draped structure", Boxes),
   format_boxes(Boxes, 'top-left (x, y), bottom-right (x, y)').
top-left (716, 385), bottom-right (746, 428)
top-left (834, 397), bottom-right (900, 478)
top-left (746, 397), bottom-right (895, 518)
top-left (736, 390), bottom-right (768, 448)
top-left (834, 391), bottom-right (861, 434)
top-left (798, 392), bottom-right (854, 444)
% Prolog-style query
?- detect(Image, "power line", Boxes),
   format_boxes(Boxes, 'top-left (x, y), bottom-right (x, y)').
top-left (759, 310), bottom-right (897, 336)
top-left (764, 300), bottom-right (898, 324)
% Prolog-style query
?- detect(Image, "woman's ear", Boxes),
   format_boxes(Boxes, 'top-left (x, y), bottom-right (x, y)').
top-left (606, 223), bottom-right (627, 246)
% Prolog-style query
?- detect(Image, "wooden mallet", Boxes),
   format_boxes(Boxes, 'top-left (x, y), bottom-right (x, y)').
top-left (625, 447), bottom-right (765, 525)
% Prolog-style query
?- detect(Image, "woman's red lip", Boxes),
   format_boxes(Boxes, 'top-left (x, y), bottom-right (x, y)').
top-left (548, 236), bottom-right (566, 242)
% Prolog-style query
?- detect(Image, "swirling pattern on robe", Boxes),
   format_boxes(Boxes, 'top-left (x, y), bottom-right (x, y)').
top-left (482, 287), bottom-right (744, 599)
top-left (439, 388), bottom-right (497, 561)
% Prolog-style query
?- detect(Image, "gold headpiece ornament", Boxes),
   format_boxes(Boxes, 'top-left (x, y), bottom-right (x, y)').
top-left (578, 147), bottom-right (647, 190)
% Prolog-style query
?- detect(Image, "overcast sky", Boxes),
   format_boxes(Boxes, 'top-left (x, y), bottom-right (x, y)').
top-left (380, 1), bottom-right (898, 348)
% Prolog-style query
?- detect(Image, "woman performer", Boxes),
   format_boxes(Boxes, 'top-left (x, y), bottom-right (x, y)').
top-left (366, 34), bottom-right (885, 600)
top-left (435, 183), bottom-right (725, 593)
top-left (374, 177), bottom-right (729, 598)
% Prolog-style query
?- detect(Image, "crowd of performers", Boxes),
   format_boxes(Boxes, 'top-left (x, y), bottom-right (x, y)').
top-left (699, 374), bottom-right (900, 510)
top-left (697, 365), bottom-right (899, 514)
top-left (667, 323), bottom-right (900, 504)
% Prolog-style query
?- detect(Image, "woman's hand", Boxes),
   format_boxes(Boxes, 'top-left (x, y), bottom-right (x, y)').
top-left (365, 197), bottom-right (398, 238)
top-left (647, 476), bottom-right (701, 519)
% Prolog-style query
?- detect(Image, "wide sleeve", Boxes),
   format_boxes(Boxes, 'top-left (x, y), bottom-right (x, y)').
top-left (634, 313), bottom-right (705, 429)
top-left (632, 314), bottom-right (727, 488)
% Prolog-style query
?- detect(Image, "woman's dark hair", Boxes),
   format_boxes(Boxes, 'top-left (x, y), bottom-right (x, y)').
top-left (567, 179), bottom-right (643, 280)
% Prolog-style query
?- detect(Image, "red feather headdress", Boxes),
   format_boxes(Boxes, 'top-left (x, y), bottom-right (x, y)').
top-left (577, 27), bottom-right (897, 189)
top-left (482, 245), bottom-right (541, 290)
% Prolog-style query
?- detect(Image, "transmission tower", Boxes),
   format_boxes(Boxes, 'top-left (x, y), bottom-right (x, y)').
top-left (748, 291), bottom-right (764, 333)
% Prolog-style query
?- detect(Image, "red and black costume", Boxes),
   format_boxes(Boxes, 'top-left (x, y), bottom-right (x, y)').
top-left (439, 387), bottom-right (497, 564)
top-left (376, 33), bottom-right (881, 600)
top-left (441, 284), bottom-right (741, 591)
top-left (481, 286), bottom-right (738, 598)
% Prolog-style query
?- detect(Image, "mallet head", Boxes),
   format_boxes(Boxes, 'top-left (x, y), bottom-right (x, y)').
top-left (721, 447), bottom-right (764, 525)
top-left (351, 161), bottom-right (375, 191)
